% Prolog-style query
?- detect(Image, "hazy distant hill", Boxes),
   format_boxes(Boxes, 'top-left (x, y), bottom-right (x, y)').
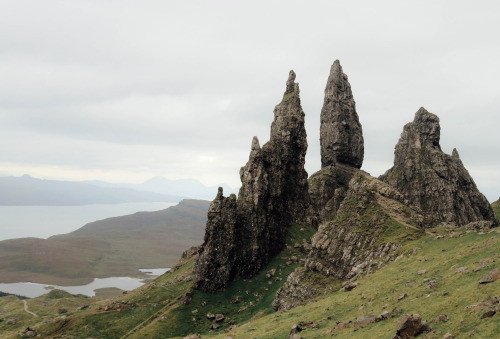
top-left (0, 199), bottom-right (210, 285)
top-left (86, 176), bottom-right (237, 200)
top-left (0, 175), bottom-right (182, 205)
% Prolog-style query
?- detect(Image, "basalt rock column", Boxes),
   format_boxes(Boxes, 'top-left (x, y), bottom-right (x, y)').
top-left (320, 59), bottom-right (364, 169)
top-left (380, 107), bottom-right (497, 228)
top-left (193, 71), bottom-right (309, 292)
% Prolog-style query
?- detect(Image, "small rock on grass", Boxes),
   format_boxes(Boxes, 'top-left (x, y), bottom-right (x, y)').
top-left (480, 310), bottom-right (496, 319)
top-left (479, 267), bottom-right (500, 284)
top-left (354, 314), bottom-right (376, 330)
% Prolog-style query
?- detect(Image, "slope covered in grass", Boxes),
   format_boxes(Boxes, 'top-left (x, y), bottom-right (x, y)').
top-left (492, 198), bottom-right (500, 222)
top-left (212, 229), bottom-right (500, 338)
top-left (1, 227), bottom-right (497, 338)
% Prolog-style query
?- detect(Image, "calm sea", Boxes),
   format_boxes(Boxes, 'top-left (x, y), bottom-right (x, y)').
top-left (0, 202), bottom-right (177, 241)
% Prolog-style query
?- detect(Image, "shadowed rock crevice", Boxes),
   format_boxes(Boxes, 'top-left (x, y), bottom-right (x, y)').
top-left (193, 71), bottom-right (309, 292)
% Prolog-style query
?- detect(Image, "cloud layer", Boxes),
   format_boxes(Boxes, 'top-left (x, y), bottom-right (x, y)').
top-left (1, 1), bottom-right (499, 201)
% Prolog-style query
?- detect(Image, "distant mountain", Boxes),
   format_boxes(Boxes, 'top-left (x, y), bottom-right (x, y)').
top-left (0, 199), bottom-right (210, 285)
top-left (0, 175), bottom-right (182, 205)
top-left (86, 176), bottom-right (238, 200)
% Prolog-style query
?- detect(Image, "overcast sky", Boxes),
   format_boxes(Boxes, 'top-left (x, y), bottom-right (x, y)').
top-left (0, 1), bottom-right (499, 201)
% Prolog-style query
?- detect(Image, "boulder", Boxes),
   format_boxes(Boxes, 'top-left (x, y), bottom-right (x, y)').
top-left (395, 314), bottom-right (426, 338)
top-left (354, 314), bottom-right (376, 330)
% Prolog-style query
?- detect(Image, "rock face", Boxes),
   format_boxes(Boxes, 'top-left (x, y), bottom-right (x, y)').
top-left (308, 164), bottom-right (358, 228)
top-left (320, 60), bottom-right (364, 169)
top-left (193, 71), bottom-right (309, 292)
top-left (380, 107), bottom-right (497, 228)
top-left (272, 268), bottom-right (321, 311)
top-left (308, 61), bottom-right (364, 228)
top-left (305, 172), bottom-right (423, 281)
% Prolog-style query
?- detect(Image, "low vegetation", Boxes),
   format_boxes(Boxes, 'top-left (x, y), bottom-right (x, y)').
top-left (0, 224), bottom-right (498, 338)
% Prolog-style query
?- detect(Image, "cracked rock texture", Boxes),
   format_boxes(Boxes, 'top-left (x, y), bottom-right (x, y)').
top-left (308, 164), bottom-right (358, 229)
top-left (305, 172), bottom-right (423, 281)
top-left (193, 71), bottom-right (309, 292)
top-left (320, 59), bottom-right (364, 169)
top-left (308, 61), bottom-right (364, 228)
top-left (380, 107), bottom-right (497, 228)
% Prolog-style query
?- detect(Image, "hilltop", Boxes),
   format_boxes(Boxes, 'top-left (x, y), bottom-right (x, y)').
top-left (0, 199), bottom-right (209, 285)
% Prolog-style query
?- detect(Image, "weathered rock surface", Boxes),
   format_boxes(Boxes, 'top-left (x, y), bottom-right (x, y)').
top-left (305, 172), bottom-right (423, 280)
top-left (194, 71), bottom-right (309, 292)
top-left (307, 164), bottom-right (358, 228)
top-left (354, 314), bottom-right (376, 330)
top-left (394, 314), bottom-right (432, 338)
top-left (272, 267), bottom-right (323, 311)
top-left (380, 107), bottom-right (497, 228)
top-left (320, 60), bottom-right (364, 169)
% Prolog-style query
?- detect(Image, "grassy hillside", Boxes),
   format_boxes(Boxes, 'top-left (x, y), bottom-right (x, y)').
top-left (1, 224), bottom-right (497, 338)
top-left (0, 199), bottom-right (210, 285)
top-left (492, 198), bottom-right (500, 222)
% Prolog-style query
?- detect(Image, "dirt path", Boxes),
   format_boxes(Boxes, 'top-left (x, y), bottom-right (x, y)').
top-left (23, 300), bottom-right (38, 318)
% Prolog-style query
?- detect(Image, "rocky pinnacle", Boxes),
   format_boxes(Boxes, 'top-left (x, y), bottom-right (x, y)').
top-left (380, 107), bottom-right (497, 228)
top-left (320, 60), bottom-right (364, 169)
top-left (193, 70), bottom-right (309, 292)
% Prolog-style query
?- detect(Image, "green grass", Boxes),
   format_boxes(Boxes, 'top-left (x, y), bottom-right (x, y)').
top-left (1, 226), bottom-right (498, 338)
top-left (129, 222), bottom-right (316, 338)
top-left (209, 229), bottom-right (500, 338)
top-left (492, 199), bottom-right (500, 222)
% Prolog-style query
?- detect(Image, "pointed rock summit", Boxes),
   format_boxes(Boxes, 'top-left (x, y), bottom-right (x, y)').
top-left (308, 60), bottom-right (364, 228)
top-left (193, 70), bottom-right (309, 292)
top-left (320, 60), bottom-right (364, 169)
top-left (380, 107), bottom-right (497, 228)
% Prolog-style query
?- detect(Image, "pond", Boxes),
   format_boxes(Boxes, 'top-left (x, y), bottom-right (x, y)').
top-left (0, 268), bottom-right (170, 298)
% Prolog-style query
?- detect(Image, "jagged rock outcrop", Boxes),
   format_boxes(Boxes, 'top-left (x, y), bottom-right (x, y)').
top-left (308, 164), bottom-right (358, 228)
top-left (193, 71), bottom-right (309, 292)
top-left (305, 172), bottom-right (423, 281)
top-left (308, 61), bottom-right (364, 228)
top-left (320, 59), bottom-right (364, 169)
top-left (272, 266), bottom-right (339, 311)
top-left (380, 107), bottom-right (497, 228)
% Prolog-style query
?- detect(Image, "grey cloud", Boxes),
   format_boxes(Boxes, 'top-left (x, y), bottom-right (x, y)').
top-left (0, 1), bottom-right (498, 201)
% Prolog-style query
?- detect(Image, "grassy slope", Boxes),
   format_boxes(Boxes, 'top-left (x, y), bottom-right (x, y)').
top-left (0, 199), bottom-right (209, 285)
top-left (492, 199), bottom-right (500, 222)
top-left (212, 229), bottom-right (500, 339)
top-left (1, 227), bottom-right (498, 338)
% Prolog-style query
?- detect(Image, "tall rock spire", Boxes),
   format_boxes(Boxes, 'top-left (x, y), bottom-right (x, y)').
top-left (380, 107), bottom-right (497, 228)
top-left (308, 60), bottom-right (364, 228)
top-left (193, 70), bottom-right (309, 292)
top-left (320, 60), bottom-right (364, 169)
